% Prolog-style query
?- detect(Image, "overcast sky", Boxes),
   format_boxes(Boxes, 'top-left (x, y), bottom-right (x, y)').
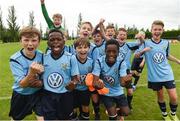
top-left (0, 0), bottom-right (180, 34)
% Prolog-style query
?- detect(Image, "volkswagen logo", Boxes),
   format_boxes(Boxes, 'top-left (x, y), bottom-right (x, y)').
top-left (153, 52), bottom-right (165, 64)
top-left (47, 72), bottom-right (63, 88)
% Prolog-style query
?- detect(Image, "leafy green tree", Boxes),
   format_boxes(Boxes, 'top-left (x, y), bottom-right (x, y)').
top-left (77, 13), bottom-right (82, 36)
top-left (7, 6), bottom-right (20, 42)
top-left (0, 6), bottom-right (5, 41)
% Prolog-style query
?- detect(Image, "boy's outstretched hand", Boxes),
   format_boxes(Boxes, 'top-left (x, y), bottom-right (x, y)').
top-left (99, 18), bottom-right (105, 25)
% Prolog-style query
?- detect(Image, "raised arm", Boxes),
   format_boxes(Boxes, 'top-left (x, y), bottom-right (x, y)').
top-left (40, 0), bottom-right (53, 28)
top-left (98, 18), bottom-right (108, 40)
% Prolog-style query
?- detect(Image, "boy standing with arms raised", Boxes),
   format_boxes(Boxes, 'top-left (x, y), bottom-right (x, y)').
top-left (40, 0), bottom-right (65, 32)
top-left (92, 39), bottom-right (131, 120)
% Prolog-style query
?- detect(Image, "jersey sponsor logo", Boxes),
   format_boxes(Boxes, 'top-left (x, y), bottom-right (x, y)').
top-left (104, 75), bottom-right (115, 86)
top-left (78, 74), bottom-right (87, 85)
top-left (48, 72), bottom-right (63, 88)
top-left (153, 52), bottom-right (165, 64)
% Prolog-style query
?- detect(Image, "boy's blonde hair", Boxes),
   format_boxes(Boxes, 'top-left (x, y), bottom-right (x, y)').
top-left (81, 21), bottom-right (93, 31)
top-left (19, 26), bottom-right (41, 40)
top-left (138, 31), bottom-right (145, 36)
top-left (152, 20), bottom-right (164, 28)
top-left (52, 13), bottom-right (62, 20)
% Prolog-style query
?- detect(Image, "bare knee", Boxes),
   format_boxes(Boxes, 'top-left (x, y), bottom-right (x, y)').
top-left (117, 107), bottom-right (130, 116)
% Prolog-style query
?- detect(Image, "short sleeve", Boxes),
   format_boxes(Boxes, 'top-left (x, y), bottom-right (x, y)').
top-left (119, 60), bottom-right (127, 77)
top-left (70, 56), bottom-right (79, 76)
top-left (92, 59), bottom-right (101, 76)
top-left (10, 59), bottom-right (25, 83)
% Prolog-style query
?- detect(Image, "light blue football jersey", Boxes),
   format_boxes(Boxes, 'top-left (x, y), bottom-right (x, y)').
top-left (10, 49), bottom-right (43, 95)
top-left (119, 42), bottom-right (139, 69)
top-left (95, 40), bottom-right (106, 59)
top-left (73, 55), bottom-right (93, 91)
top-left (92, 55), bottom-right (127, 96)
top-left (43, 51), bottom-right (79, 93)
top-left (134, 40), bottom-right (144, 58)
top-left (140, 39), bottom-right (174, 82)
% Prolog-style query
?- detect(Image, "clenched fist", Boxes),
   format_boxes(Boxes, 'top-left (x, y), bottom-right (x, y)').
top-left (29, 62), bottom-right (44, 75)
top-left (92, 80), bottom-right (104, 90)
top-left (120, 74), bottom-right (132, 87)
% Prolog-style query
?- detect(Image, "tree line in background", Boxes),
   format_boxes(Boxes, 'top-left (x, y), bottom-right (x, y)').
top-left (0, 6), bottom-right (180, 43)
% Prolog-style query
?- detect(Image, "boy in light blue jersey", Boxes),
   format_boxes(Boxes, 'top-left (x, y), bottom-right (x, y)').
top-left (90, 19), bottom-right (116, 119)
top-left (42, 29), bottom-right (79, 120)
top-left (92, 25), bottom-right (106, 58)
top-left (131, 31), bottom-right (146, 90)
top-left (70, 21), bottom-right (99, 60)
top-left (98, 18), bottom-right (116, 41)
top-left (92, 39), bottom-right (131, 120)
top-left (69, 22), bottom-right (99, 60)
top-left (9, 26), bottom-right (44, 121)
top-left (117, 28), bottom-right (141, 111)
top-left (71, 38), bottom-right (93, 120)
top-left (135, 20), bottom-right (180, 121)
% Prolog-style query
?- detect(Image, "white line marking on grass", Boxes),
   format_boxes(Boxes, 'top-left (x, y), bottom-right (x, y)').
top-left (0, 80), bottom-right (180, 100)
top-left (0, 96), bottom-right (11, 100)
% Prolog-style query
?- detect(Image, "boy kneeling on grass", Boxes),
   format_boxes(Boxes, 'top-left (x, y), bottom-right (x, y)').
top-left (92, 39), bottom-right (132, 120)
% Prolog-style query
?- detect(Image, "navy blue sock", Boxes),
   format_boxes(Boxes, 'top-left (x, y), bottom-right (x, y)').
top-left (169, 103), bottom-right (178, 115)
top-left (158, 102), bottom-right (167, 116)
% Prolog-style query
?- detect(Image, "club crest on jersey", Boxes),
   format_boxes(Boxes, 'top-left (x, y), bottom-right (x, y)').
top-left (61, 63), bottom-right (68, 70)
top-left (48, 72), bottom-right (63, 88)
top-left (104, 75), bottom-right (115, 86)
top-left (153, 52), bottom-right (165, 64)
top-left (114, 68), bottom-right (118, 75)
